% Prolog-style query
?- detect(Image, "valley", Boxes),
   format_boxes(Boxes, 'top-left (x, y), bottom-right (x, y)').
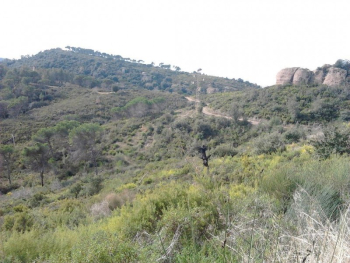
top-left (0, 48), bottom-right (350, 262)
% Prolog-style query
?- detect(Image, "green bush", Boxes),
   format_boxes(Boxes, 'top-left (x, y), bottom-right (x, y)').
top-left (2, 212), bottom-right (33, 232)
top-left (212, 144), bottom-right (238, 157)
top-left (253, 132), bottom-right (286, 154)
top-left (66, 231), bottom-right (139, 263)
top-left (311, 125), bottom-right (350, 159)
top-left (283, 126), bottom-right (305, 143)
top-left (28, 193), bottom-right (48, 208)
top-left (107, 182), bottom-right (219, 241)
top-left (85, 177), bottom-right (103, 196)
top-left (70, 183), bottom-right (82, 198)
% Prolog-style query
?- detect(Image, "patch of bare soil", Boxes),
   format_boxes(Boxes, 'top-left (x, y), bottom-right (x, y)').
top-left (185, 97), bottom-right (261, 125)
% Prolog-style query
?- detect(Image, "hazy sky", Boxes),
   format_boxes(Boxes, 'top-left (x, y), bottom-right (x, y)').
top-left (1, 0), bottom-right (349, 87)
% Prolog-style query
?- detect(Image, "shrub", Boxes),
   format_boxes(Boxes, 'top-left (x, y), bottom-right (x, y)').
top-left (85, 177), bottom-right (103, 196)
top-left (13, 205), bottom-right (28, 213)
top-left (10, 187), bottom-right (32, 199)
top-left (107, 182), bottom-right (219, 242)
top-left (112, 85), bottom-right (119, 92)
top-left (173, 118), bottom-right (192, 133)
top-left (53, 199), bottom-right (88, 228)
top-left (3, 212), bottom-right (33, 232)
top-left (68, 231), bottom-right (139, 263)
top-left (104, 193), bottom-right (121, 210)
top-left (253, 132), bottom-right (286, 154)
top-left (311, 125), bottom-right (350, 159)
top-left (212, 144), bottom-right (238, 157)
top-left (194, 120), bottom-right (214, 139)
top-left (70, 183), bottom-right (82, 198)
top-left (28, 193), bottom-right (47, 208)
top-left (283, 126), bottom-right (306, 143)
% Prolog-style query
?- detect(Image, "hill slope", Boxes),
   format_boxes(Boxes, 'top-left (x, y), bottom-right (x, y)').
top-left (1, 50), bottom-right (350, 262)
top-left (3, 47), bottom-right (260, 94)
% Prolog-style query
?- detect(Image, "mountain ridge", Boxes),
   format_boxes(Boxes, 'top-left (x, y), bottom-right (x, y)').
top-left (2, 47), bottom-right (260, 94)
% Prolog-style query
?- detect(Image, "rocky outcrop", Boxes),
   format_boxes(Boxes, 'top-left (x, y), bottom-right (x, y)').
top-left (313, 67), bottom-right (327, 85)
top-left (276, 64), bottom-right (349, 87)
top-left (276, 68), bottom-right (299, 85)
top-left (293, 68), bottom-right (313, 85)
top-left (323, 67), bottom-right (347, 86)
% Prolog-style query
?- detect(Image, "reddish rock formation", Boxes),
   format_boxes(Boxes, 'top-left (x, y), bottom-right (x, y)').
top-left (313, 68), bottom-right (327, 85)
top-left (276, 68), bottom-right (299, 85)
top-left (293, 68), bottom-right (313, 85)
top-left (276, 64), bottom-right (349, 87)
top-left (323, 67), bottom-right (347, 86)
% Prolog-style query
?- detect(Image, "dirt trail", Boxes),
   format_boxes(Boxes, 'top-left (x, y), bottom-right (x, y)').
top-left (185, 96), bottom-right (260, 125)
top-left (96, 91), bottom-right (115, 95)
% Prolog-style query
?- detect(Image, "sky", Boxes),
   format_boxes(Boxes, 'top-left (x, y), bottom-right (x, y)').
top-left (1, 0), bottom-right (349, 87)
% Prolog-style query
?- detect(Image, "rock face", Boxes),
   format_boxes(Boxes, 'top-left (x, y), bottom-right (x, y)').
top-left (276, 65), bottom-right (349, 87)
top-left (323, 67), bottom-right (347, 86)
top-left (313, 67), bottom-right (327, 85)
top-left (293, 68), bottom-right (313, 85)
top-left (276, 68), bottom-right (299, 85)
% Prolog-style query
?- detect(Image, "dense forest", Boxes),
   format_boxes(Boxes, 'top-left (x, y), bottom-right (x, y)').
top-left (1, 49), bottom-right (350, 262)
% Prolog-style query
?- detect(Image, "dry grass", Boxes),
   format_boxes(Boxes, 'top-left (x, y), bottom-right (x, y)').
top-left (275, 190), bottom-right (350, 263)
top-left (211, 189), bottom-right (350, 263)
top-left (90, 200), bottom-right (110, 219)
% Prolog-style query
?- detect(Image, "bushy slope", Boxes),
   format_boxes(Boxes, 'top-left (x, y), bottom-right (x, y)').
top-left (3, 47), bottom-right (259, 94)
top-left (2, 149), bottom-right (350, 262)
top-left (205, 84), bottom-right (350, 124)
top-left (1, 50), bottom-right (350, 262)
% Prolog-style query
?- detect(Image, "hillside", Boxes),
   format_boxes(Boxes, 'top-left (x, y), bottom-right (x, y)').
top-left (3, 47), bottom-right (259, 94)
top-left (1, 52), bottom-right (350, 262)
top-left (205, 60), bottom-right (350, 124)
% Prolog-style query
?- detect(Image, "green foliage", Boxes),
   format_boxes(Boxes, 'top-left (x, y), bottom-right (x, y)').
top-left (3, 212), bottom-right (33, 232)
top-left (260, 154), bottom-right (350, 219)
top-left (7, 96), bottom-right (29, 117)
top-left (85, 177), bottom-right (103, 196)
top-left (252, 132), bottom-right (286, 154)
top-left (283, 125), bottom-right (306, 143)
top-left (111, 96), bottom-right (166, 118)
top-left (28, 192), bottom-right (48, 208)
top-left (2, 48), bottom-right (350, 262)
top-left (22, 143), bottom-right (50, 186)
top-left (3, 228), bottom-right (78, 262)
top-left (104, 181), bottom-right (219, 245)
top-left (69, 123), bottom-right (103, 175)
top-left (212, 144), bottom-right (238, 157)
top-left (205, 84), bottom-right (350, 124)
top-left (70, 183), bottom-right (82, 198)
top-left (64, 231), bottom-right (139, 263)
top-left (334, 59), bottom-right (350, 71)
top-left (311, 125), bottom-right (350, 159)
top-left (69, 123), bottom-right (103, 142)
top-left (0, 144), bottom-right (15, 184)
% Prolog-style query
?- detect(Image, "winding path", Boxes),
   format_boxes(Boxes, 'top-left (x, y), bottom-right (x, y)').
top-left (185, 96), bottom-right (260, 125)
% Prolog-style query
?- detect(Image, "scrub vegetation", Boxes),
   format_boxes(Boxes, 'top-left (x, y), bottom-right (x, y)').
top-left (1, 49), bottom-right (350, 262)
